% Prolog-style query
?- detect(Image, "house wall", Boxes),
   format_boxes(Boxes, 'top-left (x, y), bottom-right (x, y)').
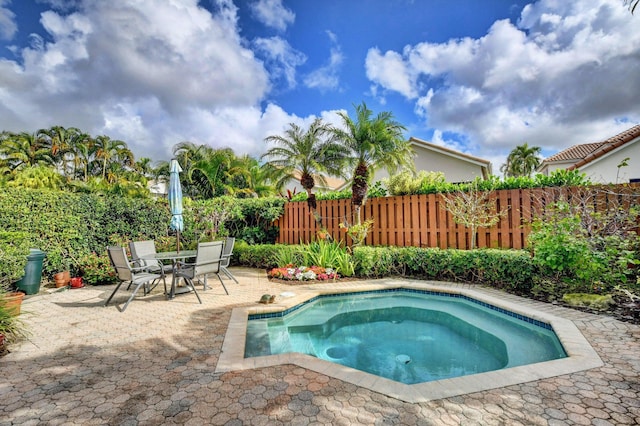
top-left (579, 139), bottom-right (640, 183)
top-left (538, 161), bottom-right (576, 176)
top-left (371, 145), bottom-right (487, 184)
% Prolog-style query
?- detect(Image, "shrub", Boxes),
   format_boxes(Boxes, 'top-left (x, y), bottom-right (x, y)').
top-left (385, 171), bottom-right (446, 196)
top-left (78, 252), bottom-right (118, 286)
top-left (234, 242), bottom-right (283, 269)
top-left (0, 231), bottom-right (35, 289)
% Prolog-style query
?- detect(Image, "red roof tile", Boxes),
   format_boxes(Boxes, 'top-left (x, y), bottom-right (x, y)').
top-left (568, 124), bottom-right (640, 170)
top-left (541, 124), bottom-right (640, 169)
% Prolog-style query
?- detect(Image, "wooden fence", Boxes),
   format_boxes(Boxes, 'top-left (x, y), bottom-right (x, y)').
top-left (274, 184), bottom-right (640, 250)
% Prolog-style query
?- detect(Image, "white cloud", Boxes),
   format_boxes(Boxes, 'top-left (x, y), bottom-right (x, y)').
top-left (0, 0), bottom-right (284, 160)
top-left (250, 0), bottom-right (295, 32)
top-left (365, 47), bottom-right (416, 99)
top-left (303, 31), bottom-right (343, 91)
top-left (0, 0), bottom-right (17, 40)
top-left (365, 0), bottom-right (640, 168)
top-left (253, 36), bottom-right (306, 89)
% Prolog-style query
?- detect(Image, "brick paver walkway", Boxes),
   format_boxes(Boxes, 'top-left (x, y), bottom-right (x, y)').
top-left (1, 268), bottom-right (639, 425)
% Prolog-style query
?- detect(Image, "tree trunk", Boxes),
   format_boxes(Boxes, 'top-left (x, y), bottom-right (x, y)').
top-left (351, 162), bottom-right (369, 225)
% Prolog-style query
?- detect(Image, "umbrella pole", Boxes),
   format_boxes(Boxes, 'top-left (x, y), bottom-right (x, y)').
top-left (177, 230), bottom-right (181, 253)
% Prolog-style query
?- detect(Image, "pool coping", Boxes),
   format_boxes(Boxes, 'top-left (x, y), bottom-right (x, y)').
top-left (216, 279), bottom-right (603, 403)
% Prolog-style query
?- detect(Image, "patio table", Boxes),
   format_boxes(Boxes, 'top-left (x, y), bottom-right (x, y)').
top-left (141, 250), bottom-right (196, 299)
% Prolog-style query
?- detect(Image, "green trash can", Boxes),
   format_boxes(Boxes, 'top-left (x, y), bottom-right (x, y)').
top-left (16, 249), bottom-right (47, 295)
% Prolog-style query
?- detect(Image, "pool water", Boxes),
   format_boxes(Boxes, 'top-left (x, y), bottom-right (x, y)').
top-left (245, 290), bottom-right (567, 385)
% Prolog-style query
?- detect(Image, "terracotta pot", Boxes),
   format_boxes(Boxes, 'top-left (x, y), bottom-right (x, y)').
top-left (2, 292), bottom-right (25, 316)
top-left (53, 272), bottom-right (68, 288)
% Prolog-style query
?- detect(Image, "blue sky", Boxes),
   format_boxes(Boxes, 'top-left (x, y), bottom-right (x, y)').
top-left (1, 0), bottom-right (639, 173)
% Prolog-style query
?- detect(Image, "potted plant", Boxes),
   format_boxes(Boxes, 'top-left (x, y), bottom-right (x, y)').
top-left (0, 232), bottom-right (32, 354)
top-left (0, 290), bottom-right (28, 356)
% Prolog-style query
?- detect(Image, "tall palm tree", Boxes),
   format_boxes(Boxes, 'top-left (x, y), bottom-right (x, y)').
top-left (626, 0), bottom-right (639, 13)
top-left (500, 143), bottom-right (542, 178)
top-left (39, 126), bottom-right (82, 177)
top-left (92, 135), bottom-right (133, 179)
top-left (262, 118), bottom-right (348, 225)
top-left (331, 102), bottom-right (413, 224)
top-left (70, 135), bottom-right (93, 182)
top-left (1, 131), bottom-right (54, 172)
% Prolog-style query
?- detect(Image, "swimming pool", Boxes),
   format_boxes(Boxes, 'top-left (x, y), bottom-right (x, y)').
top-left (244, 290), bottom-right (567, 384)
top-left (216, 280), bottom-right (602, 402)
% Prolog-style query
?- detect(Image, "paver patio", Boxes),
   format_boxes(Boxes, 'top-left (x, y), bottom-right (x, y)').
top-left (1, 267), bottom-right (639, 425)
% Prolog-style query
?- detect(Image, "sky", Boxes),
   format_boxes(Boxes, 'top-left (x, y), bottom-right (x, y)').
top-left (0, 0), bottom-right (639, 174)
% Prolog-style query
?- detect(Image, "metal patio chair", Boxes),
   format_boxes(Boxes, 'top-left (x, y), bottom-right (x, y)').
top-left (105, 246), bottom-right (163, 312)
top-left (220, 237), bottom-right (238, 284)
top-left (174, 241), bottom-right (228, 296)
top-left (129, 240), bottom-right (171, 294)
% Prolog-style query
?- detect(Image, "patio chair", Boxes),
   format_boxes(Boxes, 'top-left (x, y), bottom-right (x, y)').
top-left (129, 240), bottom-right (171, 294)
top-left (105, 246), bottom-right (163, 312)
top-left (174, 241), bottom-right (228, 295)
top-left (220, 237), bottom-right (238, 284)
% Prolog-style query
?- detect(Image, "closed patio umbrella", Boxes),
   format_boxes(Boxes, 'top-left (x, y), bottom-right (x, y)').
top-left (168, 159), bottom-right (184, 253)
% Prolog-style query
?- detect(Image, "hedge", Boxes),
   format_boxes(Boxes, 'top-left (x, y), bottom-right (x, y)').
top-left (234, 243), bottom-right (536, 293)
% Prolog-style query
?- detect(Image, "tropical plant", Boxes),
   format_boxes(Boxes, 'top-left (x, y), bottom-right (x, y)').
top-left (500, 143), bottom-right (542, 178)
top-left (626, 0), bottom-right (639, 13)
top-left (303, 239), bottom-right (355, 276)
top-left (262, 118), bottom-right (348, 226)
top-left (5, 165), bottom-right (65, 190)
top-left (0, 292), bottom-right (29, 346)
top-left (167, 143), bottom-right (237, 199)
top-left (92, 135), bottom-right (133, 180)
top-left (227, 155), bottom-right (276, 198)
top-left (331, 102), bottom-right (413, 224)
top-left (0, 131), bottom-right (54, 172)
top-left (339, 218), bottom-right (374, 249)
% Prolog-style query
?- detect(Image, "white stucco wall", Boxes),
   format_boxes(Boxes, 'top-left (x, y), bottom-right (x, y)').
top-left (371, 144), bottom-right (488, 184)
top-left (579, 139), bottom-right (640, 183)
top-left (538, 161), bottom-right (576, 176)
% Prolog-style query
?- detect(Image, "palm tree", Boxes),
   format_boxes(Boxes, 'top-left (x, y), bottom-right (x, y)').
top-left (39, 126), bottom-right (82, 177)
top-left (70, 135), bottom-right (93, 182)
top-left (92, 135), bottom-right (133, 179)
top-left (626, 0), bottom-right (638, 13)
top-left (228, 155), bottom-right (276, 198)
top-left (331, 102), bottom-right (413, 224)
top-left (171, 142), bottom-right (237, 199)
top-left (262, 118), bottom-right (348, 225)
top-left (500, 143), bottom-right (542, 178)
top-left (1, 131), bottom-right (54, 172)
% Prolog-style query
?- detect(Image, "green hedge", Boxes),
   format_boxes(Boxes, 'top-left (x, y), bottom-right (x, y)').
top-left (0, 188), bottom-right (170, 280)
top-left (234, 243), bottom-right (536, 293)
top-left (0, 231), bottom-right (36, 288)
top-left (353, 246), bottom-right (535, 293)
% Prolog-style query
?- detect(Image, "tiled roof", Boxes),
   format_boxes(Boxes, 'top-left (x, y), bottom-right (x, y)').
top-left (568, 124), bottom-right (640, 170)
top-left (540, 124), bottom-right (640, 169)
top-left (543, 143), bottom-right (605, 163)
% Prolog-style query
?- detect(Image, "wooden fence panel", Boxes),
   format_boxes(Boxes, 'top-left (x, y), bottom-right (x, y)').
top-left (273, 184), bottom-right (640, 249)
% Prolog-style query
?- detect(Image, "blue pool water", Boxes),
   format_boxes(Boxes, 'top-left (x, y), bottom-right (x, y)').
top-left (245, 290), bottom-right (567, 384)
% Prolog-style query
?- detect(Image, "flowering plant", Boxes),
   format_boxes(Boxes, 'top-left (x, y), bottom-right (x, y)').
top-left (268, 264), bottom-right (339, 281)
